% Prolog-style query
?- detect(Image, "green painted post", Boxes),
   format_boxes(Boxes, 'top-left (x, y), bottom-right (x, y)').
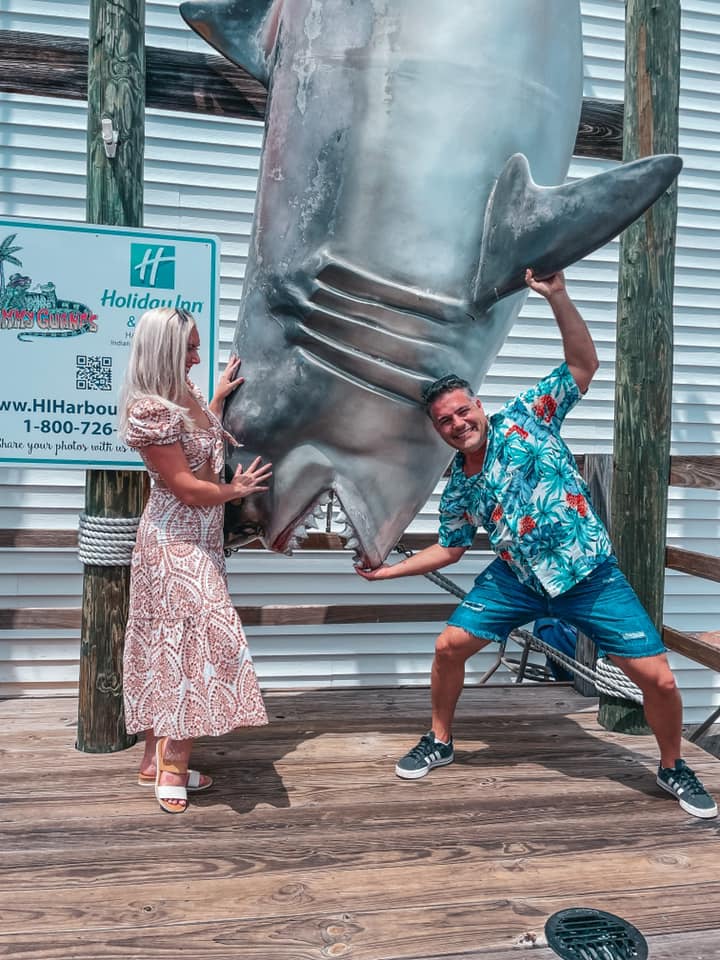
top-left (602, 0), bottom-right (681, 733)
top-left (76, 0), bottom-right (147, 752)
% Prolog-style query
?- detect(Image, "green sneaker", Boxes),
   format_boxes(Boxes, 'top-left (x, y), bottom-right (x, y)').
top-left (657, 759), bottom-right (718, 819)
top-left (395, 730), bottom-right (454, 780)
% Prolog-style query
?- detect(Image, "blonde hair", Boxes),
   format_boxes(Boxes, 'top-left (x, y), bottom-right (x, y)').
top-left (118, 307), bottom-right (196, 439)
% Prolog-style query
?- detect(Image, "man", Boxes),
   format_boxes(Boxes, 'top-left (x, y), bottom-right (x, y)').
top-left (356, 269), bottom-right (717, 820)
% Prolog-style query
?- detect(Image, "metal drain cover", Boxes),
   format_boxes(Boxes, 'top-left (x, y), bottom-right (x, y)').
top-left (545, 908), bottom-right (648, 960)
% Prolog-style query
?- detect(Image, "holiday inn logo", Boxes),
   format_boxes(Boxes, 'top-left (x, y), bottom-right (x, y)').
top-left (130, 243), bottom-right (176, 289)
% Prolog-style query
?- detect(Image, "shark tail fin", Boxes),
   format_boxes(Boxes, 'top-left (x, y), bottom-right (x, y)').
top-left (474, 152), bottom-right (683, 307)
top-left (179, 0), bottom-right (281, 87)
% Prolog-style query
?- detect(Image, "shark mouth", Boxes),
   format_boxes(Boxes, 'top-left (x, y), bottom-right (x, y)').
top-left (272, 489), bottom-right (364, 562)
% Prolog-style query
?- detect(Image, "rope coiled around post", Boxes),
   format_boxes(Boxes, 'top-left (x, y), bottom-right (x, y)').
top-left (77, 513), bottom-right (140, 567)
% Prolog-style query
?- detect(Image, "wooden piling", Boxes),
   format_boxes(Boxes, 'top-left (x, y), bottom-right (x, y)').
top-left (76, 0), bottom-right (147, 752)
top-left (604, 0), bottom-right (681, 733)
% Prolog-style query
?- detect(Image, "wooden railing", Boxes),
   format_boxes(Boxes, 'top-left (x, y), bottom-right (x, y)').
top-left (661, 456), bottom-right (720, 673)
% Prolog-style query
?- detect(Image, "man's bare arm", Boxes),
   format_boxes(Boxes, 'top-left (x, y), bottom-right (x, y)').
top-left (525, 269), bottom-right (599, 393)
top-left (355, 542), bottom-right (466, 580)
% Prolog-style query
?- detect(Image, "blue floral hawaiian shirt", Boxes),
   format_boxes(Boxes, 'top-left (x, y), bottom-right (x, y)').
top-left (438, 362), bottom-right (613, 597)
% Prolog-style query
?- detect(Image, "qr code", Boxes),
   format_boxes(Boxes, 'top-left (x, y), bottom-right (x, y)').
top-left (76, 355), bottom-right (113, 391)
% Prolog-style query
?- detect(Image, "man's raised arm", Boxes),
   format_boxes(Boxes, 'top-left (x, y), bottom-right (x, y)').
top-left (525, 268), bottom-right (599, 393)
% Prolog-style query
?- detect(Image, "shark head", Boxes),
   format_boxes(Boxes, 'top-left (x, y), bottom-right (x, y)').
top-left (182, 0), bottom-right (681, 568)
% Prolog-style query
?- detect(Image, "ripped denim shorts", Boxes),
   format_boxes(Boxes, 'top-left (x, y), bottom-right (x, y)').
top-left (448, 554), bottom-right (665, 659)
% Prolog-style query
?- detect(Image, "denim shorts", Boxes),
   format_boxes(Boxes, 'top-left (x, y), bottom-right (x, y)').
top-left (447, 555), bottom-right (665, 659)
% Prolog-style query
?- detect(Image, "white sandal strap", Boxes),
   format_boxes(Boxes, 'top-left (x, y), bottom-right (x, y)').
top-left (186, 770), bottom-right (202, 789)
top-left (155, 785), bottom-right (187, 801)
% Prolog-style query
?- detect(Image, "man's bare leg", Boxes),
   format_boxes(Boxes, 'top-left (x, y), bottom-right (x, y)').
top-left (609, 653), bottom-right (682, 767)
top-left (610, 652), bottom-right (717, 818)
top-left (431, 625), bottom-right (490, 742)
top-left (395, 626), bottom-right (491, 779)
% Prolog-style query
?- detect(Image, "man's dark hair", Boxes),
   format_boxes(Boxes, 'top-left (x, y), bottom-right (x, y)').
top-left (421, 374), bottom-right (473, 416)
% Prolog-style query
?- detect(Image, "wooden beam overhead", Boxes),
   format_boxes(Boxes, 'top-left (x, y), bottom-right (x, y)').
top-left (0, 29), bottom-right (623, 160)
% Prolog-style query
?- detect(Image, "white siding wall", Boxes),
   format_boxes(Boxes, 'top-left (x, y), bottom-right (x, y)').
top-left (0, 0), bottom-right (718, 723)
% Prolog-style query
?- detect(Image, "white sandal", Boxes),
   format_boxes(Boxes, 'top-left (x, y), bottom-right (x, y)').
top-left (154, 737), bottom-right (188, 815)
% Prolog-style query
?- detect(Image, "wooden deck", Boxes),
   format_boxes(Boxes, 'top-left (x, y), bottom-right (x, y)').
top-left (1, 687), bottom-right (720, 960)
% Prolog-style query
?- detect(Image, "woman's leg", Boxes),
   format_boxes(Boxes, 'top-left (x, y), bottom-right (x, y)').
top-left (138, 730), bottom-right (212, 792)
top-left (139, 729), bottom-right (158, 779)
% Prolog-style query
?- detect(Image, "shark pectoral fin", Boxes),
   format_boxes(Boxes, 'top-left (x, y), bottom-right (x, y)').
top-left (179, 0), bottom-right (280, 86)
top-left (474, 152), bottom-right (683, 306)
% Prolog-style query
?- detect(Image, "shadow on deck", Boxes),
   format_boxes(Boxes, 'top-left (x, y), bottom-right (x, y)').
top-left (1, 686), bottom-right (719, 959)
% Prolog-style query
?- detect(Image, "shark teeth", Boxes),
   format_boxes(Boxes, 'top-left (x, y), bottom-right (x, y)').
top-left (333, 499), bottom-right (363, 553)
top-left (285, 492), bottom-right (364, 555)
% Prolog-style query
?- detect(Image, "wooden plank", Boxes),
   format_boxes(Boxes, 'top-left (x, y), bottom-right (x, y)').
top-left (670, 455), bottom-right (720, 490)
top-left (663, 625), bottom-right (720, 673)
top-left (0, 788), bottom-right (689, 861)
top-left (0, 30), bottom-right (266, 121)
top-left (411, 930), bottom-right (720, 960)
top-left (0, 30), bottom-right (622, 160)
top-left (574, 97), bottom-right (624, 161)
top-left (0, 608), bottom-right (82, 629)
top-left (1, 840), bottom-right (719, 938)
top-left (666, 545), bottom-right (720, 584)
top-left (0, 685), bottom-right (593, 727)
top-left (0, 529), bottom-right (490, 552)
top-left (0, 530), bottom-right (78, 548)
top-left (0, 601), bottom-right (458, 629)
top-left (1, 893), bottom-right (719, 960)
top-left (240, 600), bottom-right (459, 627)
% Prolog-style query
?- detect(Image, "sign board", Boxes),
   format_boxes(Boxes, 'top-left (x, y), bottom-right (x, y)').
top-left (0, 217), bottom-right (219, 469)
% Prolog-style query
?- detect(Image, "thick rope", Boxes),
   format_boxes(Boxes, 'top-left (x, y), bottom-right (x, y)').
top-left (395, 544), bottom-right (644, 703)
top-left (77, 513), bottom-right (140, 567)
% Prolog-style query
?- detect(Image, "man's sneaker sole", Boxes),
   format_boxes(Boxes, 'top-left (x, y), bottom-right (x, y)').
top-left (656, 775), bottom-right (719, 819)
top-left (395, 753), bottom-right (454, 780)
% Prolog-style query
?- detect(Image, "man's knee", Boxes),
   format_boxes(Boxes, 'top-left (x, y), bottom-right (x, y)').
top-left (435, 626), bottom-right (490, 663)
top-left (616, 654), bottom-right (678, 697)
top-left (650, 669), bottom-right (679, 697)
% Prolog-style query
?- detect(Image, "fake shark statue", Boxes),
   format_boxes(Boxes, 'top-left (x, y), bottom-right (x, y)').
top-left (180, 0), bottom-right (681, 569)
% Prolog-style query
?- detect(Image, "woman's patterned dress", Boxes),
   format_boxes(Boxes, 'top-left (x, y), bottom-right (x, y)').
top-left (122, 382), bottom-right (268, 739)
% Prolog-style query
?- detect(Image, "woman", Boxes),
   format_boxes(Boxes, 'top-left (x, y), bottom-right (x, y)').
top-left (119, 307), bottom-right (271, 813)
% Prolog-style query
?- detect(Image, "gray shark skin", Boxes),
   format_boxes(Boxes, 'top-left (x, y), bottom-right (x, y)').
top-left (181, 0), bottom-right (682, 569)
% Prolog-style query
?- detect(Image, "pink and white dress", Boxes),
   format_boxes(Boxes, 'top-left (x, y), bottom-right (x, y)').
top-left (122, 382), bottom-right (268, 739)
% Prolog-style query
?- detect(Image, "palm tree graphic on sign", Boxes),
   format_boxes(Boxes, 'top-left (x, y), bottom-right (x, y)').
top-left (0, 234), bottom-right (23, 298)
